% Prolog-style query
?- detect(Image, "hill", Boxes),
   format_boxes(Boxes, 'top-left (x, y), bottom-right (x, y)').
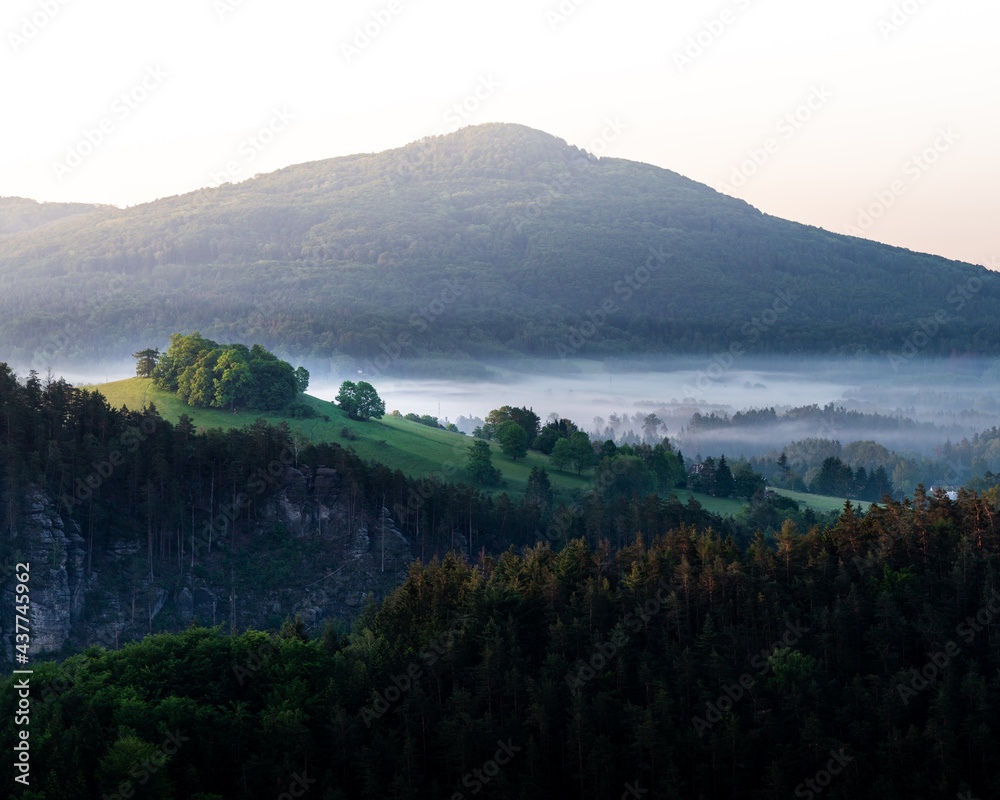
top-left (7, 122), bottom-right (996, 369)
top-left (86, 377), bottom-right (857, 515)
top-left (0, 196), bottom-right (109, 236)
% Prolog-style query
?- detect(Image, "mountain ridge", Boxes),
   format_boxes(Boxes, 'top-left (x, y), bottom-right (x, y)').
top-left (1, 123), bottom-right (997, 370)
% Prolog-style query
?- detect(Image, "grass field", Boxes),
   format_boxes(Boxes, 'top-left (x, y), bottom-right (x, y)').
top-left (83, 378), bottom-right (864, 516)
top-left (772, 488), bottom-right (871, 513)
top-left (83, 378), bottom-right (635, 503)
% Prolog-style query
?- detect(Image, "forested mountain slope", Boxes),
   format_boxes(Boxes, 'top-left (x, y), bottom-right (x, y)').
top-left (2, 124), bottom-right (997, 367)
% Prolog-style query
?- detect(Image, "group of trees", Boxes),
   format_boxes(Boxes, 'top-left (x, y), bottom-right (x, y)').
top-left (810, 455), bottom-right (895, 501)
top-left (473, 407), bottom-right (597, 474)
top-left (150, 332), bottom-right (309, 411)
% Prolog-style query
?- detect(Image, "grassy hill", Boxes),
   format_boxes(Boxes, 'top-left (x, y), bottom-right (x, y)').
top-left (84, 378), bottom-right (859, 516)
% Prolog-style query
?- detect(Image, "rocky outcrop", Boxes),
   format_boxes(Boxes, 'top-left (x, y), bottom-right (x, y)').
top-left (1, 465), bottom-right (415, 661)
top-left (1, 490), bottom-right (86, 661)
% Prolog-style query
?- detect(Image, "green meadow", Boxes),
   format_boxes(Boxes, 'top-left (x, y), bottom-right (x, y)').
top-left (83, 378), bottom-right (859, 515)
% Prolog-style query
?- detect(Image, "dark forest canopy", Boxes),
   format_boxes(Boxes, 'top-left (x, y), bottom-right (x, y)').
top-left (1, 124), bottom-right (998, 368)
top-left (151, 332), bottom-right (309, 411)
top-left (5, 488), bottom-right (1000, 798)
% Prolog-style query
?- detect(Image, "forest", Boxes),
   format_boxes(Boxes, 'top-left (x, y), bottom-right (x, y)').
top-left (4, 488), bottom-right (1000, 798)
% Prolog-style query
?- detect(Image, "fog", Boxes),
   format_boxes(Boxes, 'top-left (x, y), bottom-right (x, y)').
top-left (48, 354), bottom-right (1000, 463)
top-left (310, 356), bottom-right (1000, 459)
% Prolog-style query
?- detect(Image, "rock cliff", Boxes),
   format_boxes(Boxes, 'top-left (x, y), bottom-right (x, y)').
top-left (1, 464), bottom-right (414, 661)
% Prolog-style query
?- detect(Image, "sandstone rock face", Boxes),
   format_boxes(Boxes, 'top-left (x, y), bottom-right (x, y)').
top-left (1, 465), bottom-right (414, 660)
top-left (2, 490), bottom-right (86, 660)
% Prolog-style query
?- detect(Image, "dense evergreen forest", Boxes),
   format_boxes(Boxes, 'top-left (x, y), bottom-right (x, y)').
top-left (2, 124), bottom-right (999, 369)
top-left (5, 490), bottom-right (1000, 798)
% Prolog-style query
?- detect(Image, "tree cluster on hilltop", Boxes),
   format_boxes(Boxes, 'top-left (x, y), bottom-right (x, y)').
top-left (151, 332), bottom-right (309, 411)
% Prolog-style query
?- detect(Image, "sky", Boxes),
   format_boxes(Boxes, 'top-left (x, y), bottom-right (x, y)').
top-left (2, 0), bottom-right (997, 268)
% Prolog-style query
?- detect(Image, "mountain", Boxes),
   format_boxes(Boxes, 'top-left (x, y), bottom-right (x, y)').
top-left (1, 123), bottom-right (997, 371)
top-left (0, 196), bottom-right (109, 237)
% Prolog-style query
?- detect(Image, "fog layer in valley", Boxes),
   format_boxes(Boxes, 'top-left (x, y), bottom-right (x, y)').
top-left (50, 355), bottom-right (1000, 463)
top-left (309, 356), bottom-right (1000, 460)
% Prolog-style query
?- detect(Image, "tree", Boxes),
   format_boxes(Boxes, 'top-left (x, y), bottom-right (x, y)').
top-left (354, 381), bottom-right (385, 421)
top-left (177, 349), bottom-right (220, 407)
top-left (214, 349), bottom-right (252, 410)
top-left (714, 455), bottom-right (734, 497)
top-left (467, 439), bottom-right (501, 485)
top-left (870, 464), bottom-right (895, 501)
top-left (550, 438), bottom-right (573, 471)
top-left (336, 381), bottom-right (358, 418)
top-left (337, 380), bottom-right (384, 421)
top-left (132, 347), bottom-right (159, 378)
top-left (569, 431), bottom-right (594, 475)
top-left (642, 413), bottom-right (663, 442)
top-left (294, 366), bottom-right (310, 393)
top-left (735, 465), bottom-right (766, 500)
top-left (533, 417), bottom-right (578, 454)
top-left (812, 456), bottom-right (854, 497)
top-left (483, 406), bottom-right (540, 445)
top-left (525, 466), bottom-right (553, 506)
top-left (496, 420), bottom-right (528, 461)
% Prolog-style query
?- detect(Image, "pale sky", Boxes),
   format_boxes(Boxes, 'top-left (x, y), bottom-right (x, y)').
top-left (2, 0), bottom-right (997, 268)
